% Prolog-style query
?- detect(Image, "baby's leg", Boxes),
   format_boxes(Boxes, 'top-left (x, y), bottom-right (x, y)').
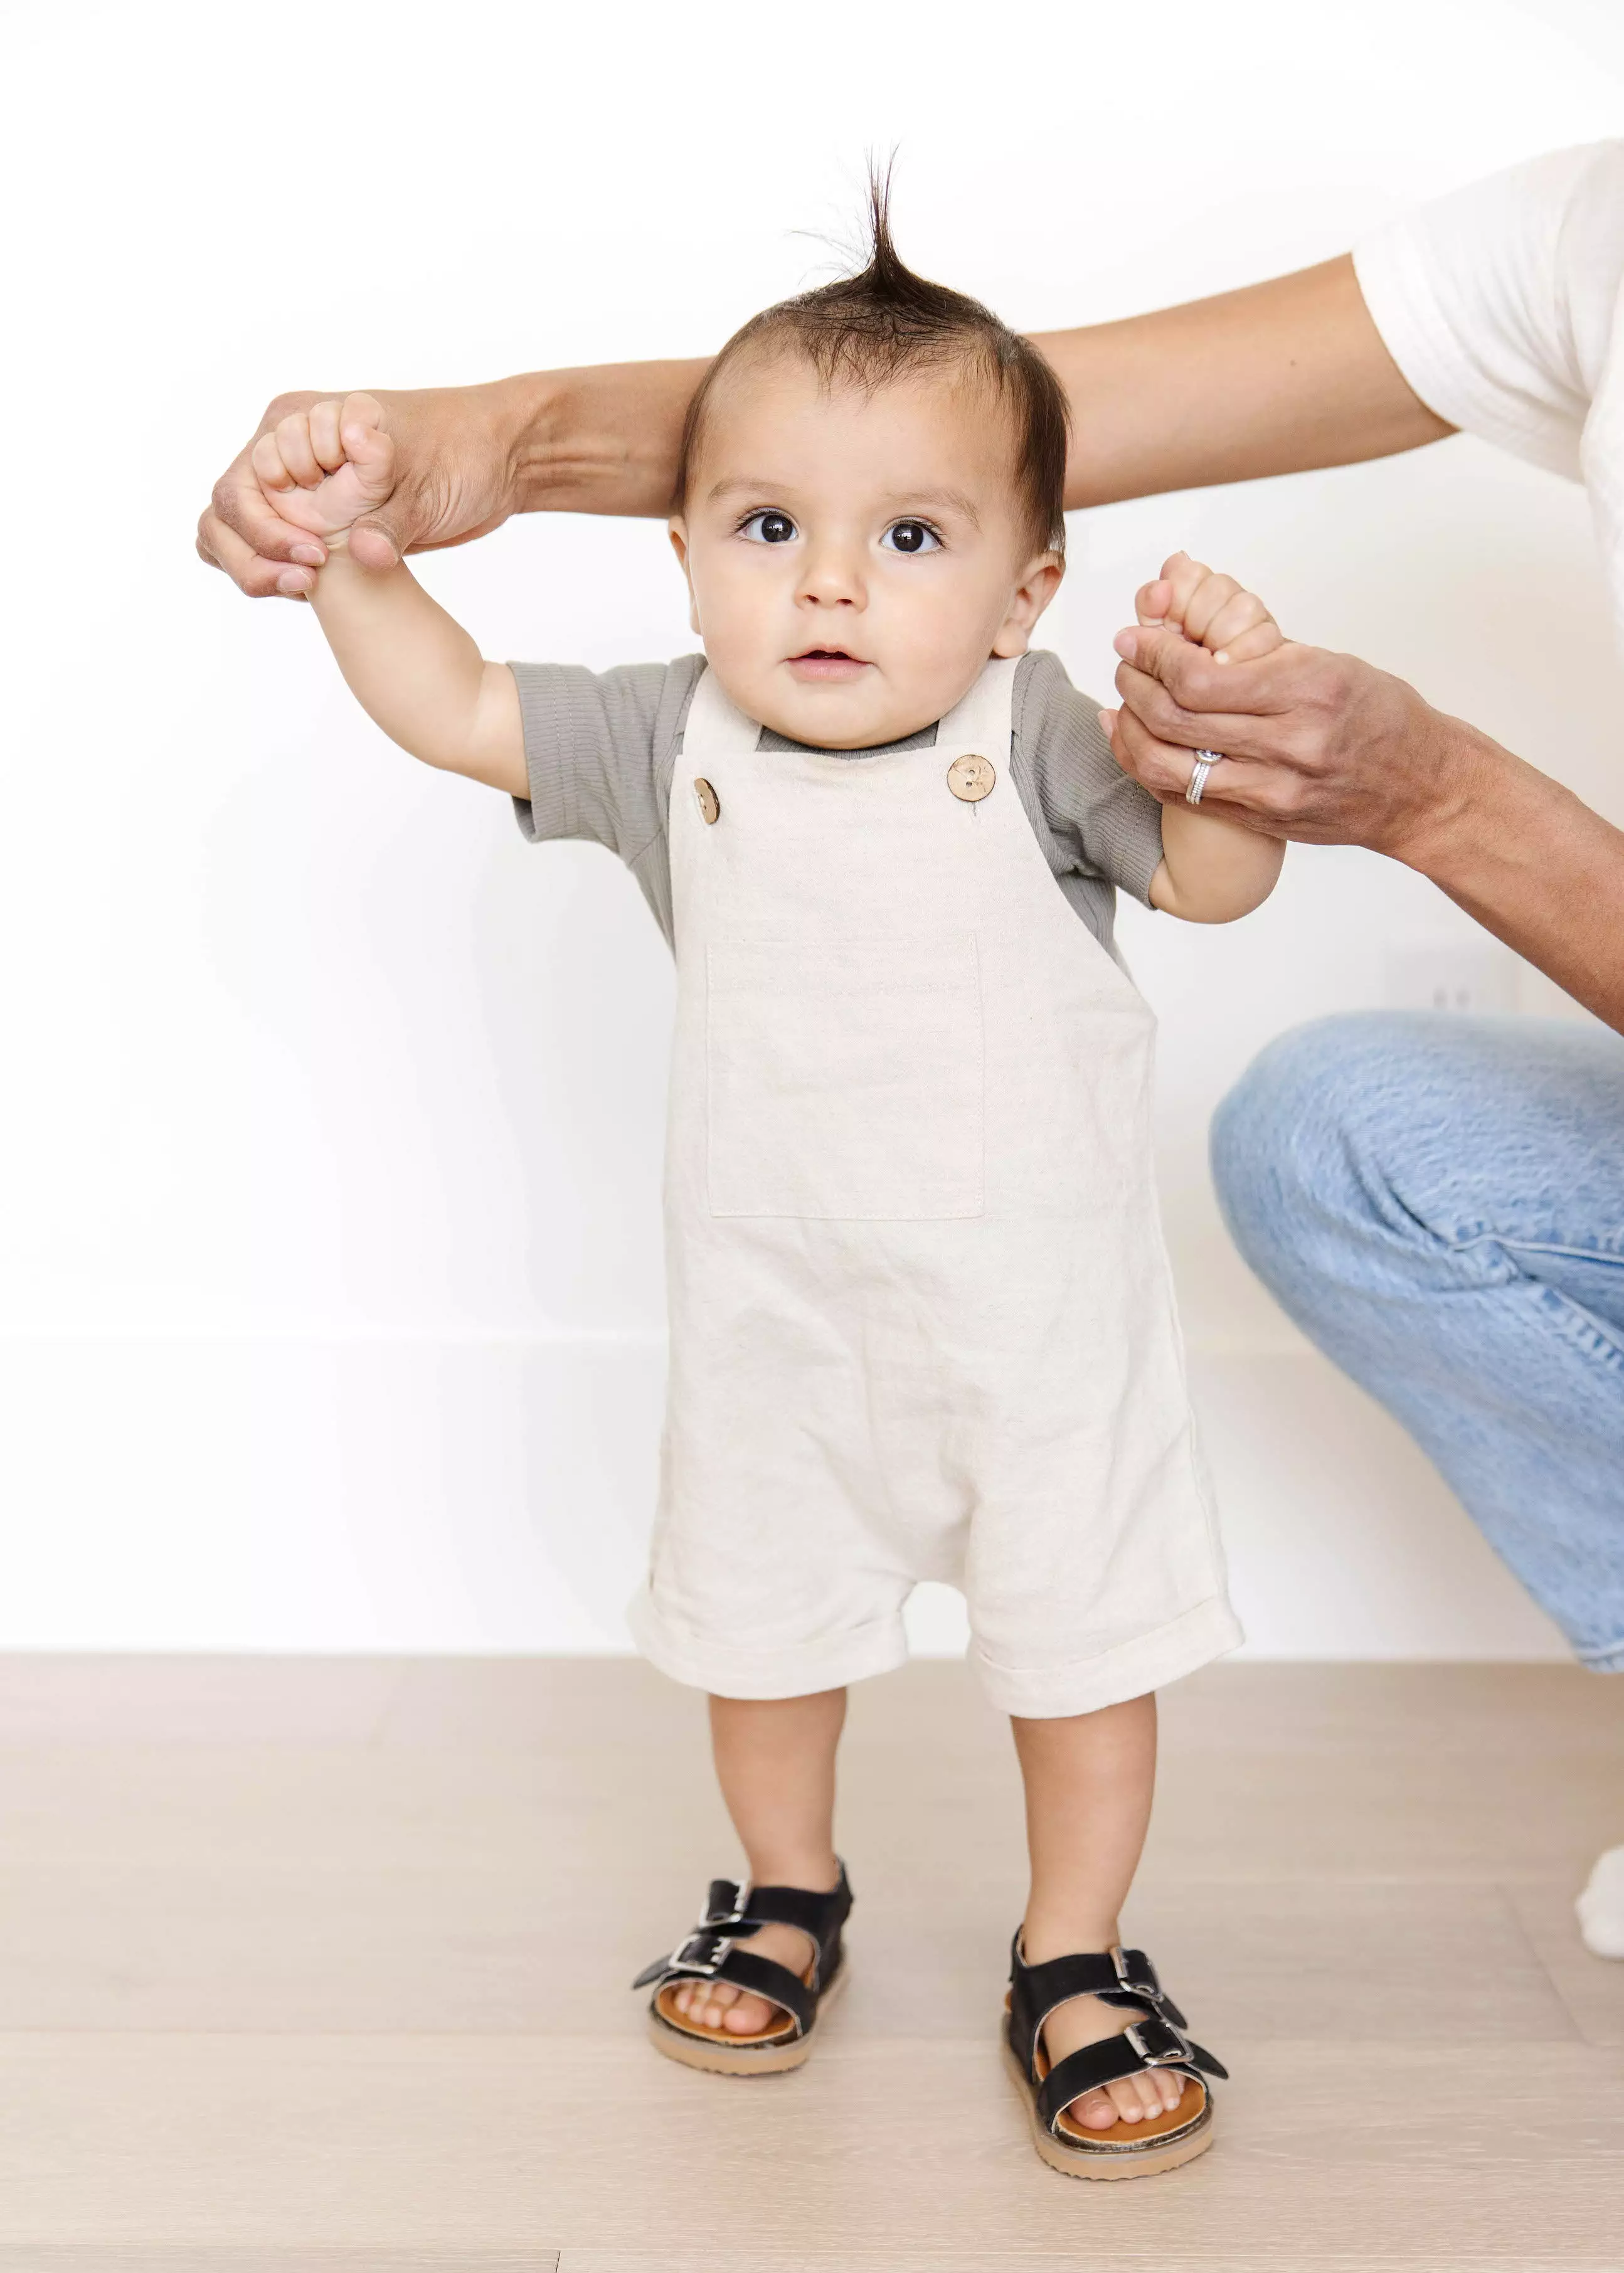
top-left (672, 1687), bottom-right (847, 2035)
top-left (1014, 1694), bottom-right (1187, 2129)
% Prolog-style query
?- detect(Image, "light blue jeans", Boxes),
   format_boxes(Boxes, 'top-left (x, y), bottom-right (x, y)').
top-left (1211, 1013), bottom-right (1624, 1670)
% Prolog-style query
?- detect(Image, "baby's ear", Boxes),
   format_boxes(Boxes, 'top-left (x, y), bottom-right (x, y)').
top-left (992, 551), bottom-right (1063, 657)
top-left (668, 521), bottom-right (702, 637)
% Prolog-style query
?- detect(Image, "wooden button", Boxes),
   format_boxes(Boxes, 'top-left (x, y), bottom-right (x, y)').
top-left (947, 753), bottom-right (995, 803)
top-left (693, 777), bottom-right (721, 825)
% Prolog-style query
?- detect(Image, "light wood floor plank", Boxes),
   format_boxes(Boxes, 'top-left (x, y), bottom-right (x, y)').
top-left (557, 2260), bottom-right (1596, 2273)
top-left (0, 2255), bottom-right (557, 2272)
top-left (0, 2035), bottom-right (1617, 2262)
top-left (1504, 1881), bottom-right (1624, 2046)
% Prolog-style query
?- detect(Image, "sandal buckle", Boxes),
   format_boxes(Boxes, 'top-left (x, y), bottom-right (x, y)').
top-left (1110, 1944), bottom-right (1162, 1999)
top-left (699, 1878), bottom-right (751, 1929)
top-left (1125, 2016), bottom-right (1192, 2069)
top-left (667, 1931), bottom-right (733, 1978)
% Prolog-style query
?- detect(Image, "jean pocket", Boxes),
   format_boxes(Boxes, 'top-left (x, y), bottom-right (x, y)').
top-left (706, 936), bottom-right (984, 1219)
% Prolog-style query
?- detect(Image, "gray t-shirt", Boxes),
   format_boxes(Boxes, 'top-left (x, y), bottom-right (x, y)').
top-left (509, 649), bottom-right (1163, 956)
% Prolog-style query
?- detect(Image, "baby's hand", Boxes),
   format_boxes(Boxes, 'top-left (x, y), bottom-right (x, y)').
top-left (1132, 550), bottom-right (1283, 664)
top-left (248, 392), bottom-right (397, 546)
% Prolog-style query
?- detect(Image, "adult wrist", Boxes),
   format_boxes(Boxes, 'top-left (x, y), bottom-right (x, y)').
top-left (1378, 704), bottom-right (1510, 877)
top-left (494, 358), bottom-right (711, 519)
top-left (487, 369), bottom-right (573, 515)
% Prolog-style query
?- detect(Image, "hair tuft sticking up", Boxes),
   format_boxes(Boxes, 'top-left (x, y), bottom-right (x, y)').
top-left (674, 161), bottom-right (1071, 551)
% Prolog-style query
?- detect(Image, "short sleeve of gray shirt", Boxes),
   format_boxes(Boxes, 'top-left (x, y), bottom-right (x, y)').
top-left (508, 649), bottom-right (1164, 957)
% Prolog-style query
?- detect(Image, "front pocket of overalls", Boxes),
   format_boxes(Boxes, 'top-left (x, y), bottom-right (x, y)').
top-left (706, 937), bottom-right (985, 1219)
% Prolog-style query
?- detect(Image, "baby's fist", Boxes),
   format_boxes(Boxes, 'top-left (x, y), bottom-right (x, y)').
top-left (248, 393), bottom-right (396, 548)
top-left (1133, 551), bottom-right (1282, 662)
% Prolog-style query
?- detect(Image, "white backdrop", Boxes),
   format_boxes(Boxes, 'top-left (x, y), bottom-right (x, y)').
top-left (3, 0), bottom-right (1621, 1657)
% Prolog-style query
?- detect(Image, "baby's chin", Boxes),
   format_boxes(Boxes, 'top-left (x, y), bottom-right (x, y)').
top-left (719, 659), bottom-right (941, 752)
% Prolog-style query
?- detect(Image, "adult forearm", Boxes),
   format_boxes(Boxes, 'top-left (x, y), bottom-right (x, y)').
top-left (501, 358), bottom-right (710, 517)
top-left (1034, 257), bottom-right (1453, 510)
top-left (1403, 721), bottom-right (1624, 1033)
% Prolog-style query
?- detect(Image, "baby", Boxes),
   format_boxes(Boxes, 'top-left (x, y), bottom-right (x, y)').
top-left (252, 188), bottom-right (1283, 2179)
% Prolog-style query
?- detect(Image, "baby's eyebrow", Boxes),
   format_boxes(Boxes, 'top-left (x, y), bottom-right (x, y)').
top-left (706, 475), bottom-right (794, 503)
top-left (877, 487), bottom-right (982, 527)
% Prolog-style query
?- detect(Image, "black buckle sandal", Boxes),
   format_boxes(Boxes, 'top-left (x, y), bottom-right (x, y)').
top-left (1002, 1935), bottom-right (1228, 2178)
top-left (632, 1865), bottom-right (854, 2074)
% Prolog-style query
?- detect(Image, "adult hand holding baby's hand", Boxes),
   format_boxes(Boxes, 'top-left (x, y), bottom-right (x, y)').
top-left (1102, 551), bottom-right (1468, 862)
top-left (196, 381), bottom-right (529, 600)
top-left (249, 395), bottom-right (398, 553)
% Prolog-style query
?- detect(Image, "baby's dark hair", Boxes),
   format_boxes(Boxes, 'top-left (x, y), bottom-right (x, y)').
top-left (673, 165), bottom-right (1071, 553)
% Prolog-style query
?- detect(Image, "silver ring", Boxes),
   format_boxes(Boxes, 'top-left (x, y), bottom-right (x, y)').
top-left (1186, 750), bottom-right (1221, 807)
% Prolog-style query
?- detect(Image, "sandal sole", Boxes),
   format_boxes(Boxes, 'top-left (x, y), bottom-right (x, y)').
top-left (647, 1956), bottom-right (849, 2077)
top-left (1000, 2035), bottom-right (1214, 2180)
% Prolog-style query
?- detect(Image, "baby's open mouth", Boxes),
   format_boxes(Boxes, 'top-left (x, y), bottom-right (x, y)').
top-left (788, 647), bottom-right (871, 679)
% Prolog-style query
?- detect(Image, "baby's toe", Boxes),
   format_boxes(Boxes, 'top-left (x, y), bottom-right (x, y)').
top-left (721, 1991), bottom-right (777, 2035)
top-left (1154, 2070), bottom-right (1188, 2115)
top-left (1070, 2087), bottom-right (1118, 2131)
top-left (1105, 2075), bottom-right (1158, 2126)
top-left (693, 1981), bottom-right (740, 2029)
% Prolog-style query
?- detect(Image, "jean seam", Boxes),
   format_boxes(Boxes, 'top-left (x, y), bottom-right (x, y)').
top-left (1443, 1230), bottom-right (1624, 1270)
top-left (1529, 1283), bottom-right (1624, 1371)
top-left (1423, 1231), bottom-right (1624, 1365)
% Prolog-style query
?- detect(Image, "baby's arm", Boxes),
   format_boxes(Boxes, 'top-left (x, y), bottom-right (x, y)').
top-left (1133, 553), bottom-right (1286, 923)
top-left (253, 395), bottom-right (525, 797)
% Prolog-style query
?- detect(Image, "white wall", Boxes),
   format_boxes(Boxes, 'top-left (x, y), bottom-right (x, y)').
top-left (3, 0), bottom-right (1620, 1656)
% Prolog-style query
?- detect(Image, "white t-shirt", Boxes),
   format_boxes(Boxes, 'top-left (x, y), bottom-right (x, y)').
top-left (1354, 140), bottom-right (1624, 638)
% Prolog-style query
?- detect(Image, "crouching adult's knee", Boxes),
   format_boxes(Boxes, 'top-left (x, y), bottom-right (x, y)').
top-left (1209, 1012), bottom-right (1438, 1322)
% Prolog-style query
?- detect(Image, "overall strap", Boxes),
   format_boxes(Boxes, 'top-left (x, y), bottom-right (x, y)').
top-left (684, 660), bottom-right (763, 756)
top-left (935, 654), bottom-right (1019, 751)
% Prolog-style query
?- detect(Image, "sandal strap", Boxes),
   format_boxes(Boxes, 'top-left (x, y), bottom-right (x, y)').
top-left (630, 1935), bottom-right (816, 2033)
top-left (1014, 1941), bottom-right (1181, 2015)
top-left (743, 1882), bottom-right (851, 1937)
top-left (1007, 1934), bottom-right (1220, 2087)
top-left (701, 1946), bottom-right (815, 2035)
top-left (1035, 2015), bottom-right (1221, 2135)
top-left (632, 1863), bottom-right (852, 2011)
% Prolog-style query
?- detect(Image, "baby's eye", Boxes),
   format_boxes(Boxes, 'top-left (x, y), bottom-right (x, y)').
top-left (740, 510), bottom-right (798, 545)
top-left (881, 519), bottom-right (942, 555)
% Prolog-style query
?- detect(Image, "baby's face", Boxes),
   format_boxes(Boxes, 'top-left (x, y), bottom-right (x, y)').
top-left (670, 354), bottom-right (1062, 749)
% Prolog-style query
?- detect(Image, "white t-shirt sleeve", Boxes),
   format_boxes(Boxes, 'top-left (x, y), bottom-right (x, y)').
top-left (1353, 140), bottom-right (1624, 481)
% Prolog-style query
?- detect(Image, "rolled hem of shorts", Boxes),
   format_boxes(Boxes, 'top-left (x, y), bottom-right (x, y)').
top-left (974, 1594), bottom-right (1245, 1718)
top-left (627, 1582), bottom-right (910, 1699)
top-left (1576, 1635), bottom-right (1624, 1673)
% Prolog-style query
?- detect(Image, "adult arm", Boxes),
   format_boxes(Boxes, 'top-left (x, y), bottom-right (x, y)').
top-left (1105, 630), bottom-right (1624, 1034)
top-left (197, 361), bottom-right (709, 597)
top-left (1032, 255), bottom-right (1452, 509)
top-left (199, 257), bottom-right (1451, 597)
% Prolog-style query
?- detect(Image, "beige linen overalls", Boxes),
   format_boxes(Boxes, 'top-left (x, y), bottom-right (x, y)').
top-left (627, 657), bottom-right (1240, 1717)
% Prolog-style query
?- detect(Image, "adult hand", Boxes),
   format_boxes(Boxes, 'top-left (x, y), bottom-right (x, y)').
top-left (1103, 571), bottom-right (1624, 1032)
top-left (196, 382), bottom-right (528, 600)
top-left (1102, 613), bottom-right (1478, 864)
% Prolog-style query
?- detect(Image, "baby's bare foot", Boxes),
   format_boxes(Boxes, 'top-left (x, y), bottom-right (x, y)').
top-left (671, 1921), bottom-right (815, 2036)
top-left (1041, 1990), bottom-right (1190, 2131)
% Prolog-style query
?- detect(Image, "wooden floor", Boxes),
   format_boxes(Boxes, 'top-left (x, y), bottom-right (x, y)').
top-left (0, 1655), bottom-right (1621, 2271)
